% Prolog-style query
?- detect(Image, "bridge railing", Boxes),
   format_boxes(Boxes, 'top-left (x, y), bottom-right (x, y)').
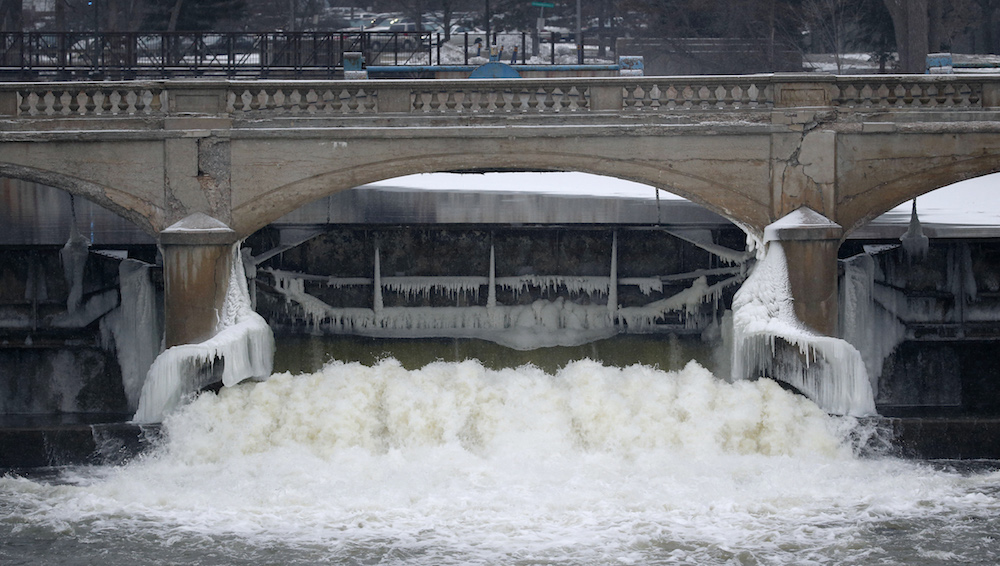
top-left (2, 75), bottom-right (998, 118)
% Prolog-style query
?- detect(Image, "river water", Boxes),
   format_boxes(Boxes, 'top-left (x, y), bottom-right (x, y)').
top-left (2, 358), bottom-right (999, 565)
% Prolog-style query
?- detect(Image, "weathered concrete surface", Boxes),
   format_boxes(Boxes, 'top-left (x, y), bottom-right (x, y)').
top-left (160, 214), bottom-right (238, 347)
top-left (4, 76), bottom-right (1000, 341)
top-left (1, 77), bottom-right (999, 242)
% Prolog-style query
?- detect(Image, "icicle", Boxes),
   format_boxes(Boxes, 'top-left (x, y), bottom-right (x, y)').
top-left (609, 230), bottom-right (618, 322)
top-left (899, 199), bottom-right (929, 260)
top-left (374, 247), bottom-right (383, 314)
top-left (60, 196), bottom-right (91, 314)
top-left (488, 244), bottom-right (497, 308)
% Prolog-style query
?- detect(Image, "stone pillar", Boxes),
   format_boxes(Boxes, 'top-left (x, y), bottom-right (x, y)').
top-left (764, 207), bottom-right (843, 336)
top-left (158, 213), bottom-right (238, 348)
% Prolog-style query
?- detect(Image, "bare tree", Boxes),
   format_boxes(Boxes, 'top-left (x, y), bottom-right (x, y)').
top-left (0, 0), bottom-right (22, 31)
top-left (883, 0), bottom-right (929, 72)
top-left (801, 0), bottom-right (873, 72)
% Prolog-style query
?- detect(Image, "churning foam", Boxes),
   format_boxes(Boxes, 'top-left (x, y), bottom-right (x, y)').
top-left (3, 360), bottom-right (999, 565)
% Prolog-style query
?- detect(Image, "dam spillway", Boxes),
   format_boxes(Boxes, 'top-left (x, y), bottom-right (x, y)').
top-left (1, 173), bottom-right (1000, 462)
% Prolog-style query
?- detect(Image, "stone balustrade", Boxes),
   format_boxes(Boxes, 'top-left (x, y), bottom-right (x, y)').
top-left (5, 75), bottom-right (1000, 119)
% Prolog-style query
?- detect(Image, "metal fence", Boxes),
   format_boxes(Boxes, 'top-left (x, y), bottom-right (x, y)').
top-left (0, 32), bottom-right (435, 80)
top-left (0, 31), bottom-right (603, 80)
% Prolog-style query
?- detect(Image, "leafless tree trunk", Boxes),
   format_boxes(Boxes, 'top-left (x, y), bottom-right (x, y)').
top-left (883, 0), bottom-right (929, 73)
top-left (168, 0), bottom-right (184, 32)
top-left (0, 0), bottom-right (22, 32)
top-left (928, 0), bottom-right (943, 52)
top-left (442, 0), bottom-right (453, 41)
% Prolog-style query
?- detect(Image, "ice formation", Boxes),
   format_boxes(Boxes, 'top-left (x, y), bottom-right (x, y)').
top-left (59, 219), bottom-right (91, 313)
top-left (133, 245), bottom-right (274, 423)
top-left (731, 241), bottom-right (876, 416)
top-left (267, 265), bottom-right (729, 350)
top-left (382, 276), bottom-right (489, 302)
top-left (100, 259), bottom-right (163, 410)
top-left (899, 199), bottom-right (929, 260)
top-left (839, 253), bottom-right (906, 395)
top-left (619, 275), bottom-right (741, 332)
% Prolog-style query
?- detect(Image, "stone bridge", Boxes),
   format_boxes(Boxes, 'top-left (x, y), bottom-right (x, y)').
top-left (3, 74), bottom-right (1000, 348)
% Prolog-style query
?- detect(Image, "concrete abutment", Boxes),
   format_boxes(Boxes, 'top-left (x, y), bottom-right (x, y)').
top-left (159, 214), bottom-right (238, 348)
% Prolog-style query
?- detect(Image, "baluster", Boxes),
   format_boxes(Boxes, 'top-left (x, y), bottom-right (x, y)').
top-left (445, 90), bottom-right (458, 111)
top-left (542, 87), bottom-right (556, 111)
top-left (461, 90), bottom-right (474, 112)
top-left (153, 89), bottom-right (165, 114)
top-left (965, 83), bottom-right (981, 106)
top-left (622, 84), bottom-right (636, 109)
top-left (577, 86), bottom-right (590, 110)
top-left (500, 89), bottom-right (513, 112)
top-left (249, 88), bottom-right (262, 111)
top-left (134, 90), bottom-right (147, 114)
top-left (50, 90), bottom-right (64, 114)
top-left (477, 90), bottom-right (491, 113)
top-left (363, 89), bottom-right (377, 112)
top-left (285, 89), bottom-right (299, 112)
top-left (18, 91), bottom-right (32, 115)
top-left (939, 84), bottom-right (952, 106)
top-left (101, 89), bottom-right (114, 114)
top-left (556, 87), bottom-right (570, 111)
top-left (68, 90), bottom-right (81, 114)
top-left (706, 85), bottom-right (719, 109)
top-left (527, 88), bottom-right (540, 112)
top-left (231, 90), bottom-right (245, 112)
top-left (429, 90), bottom-right (442, 111)
top-left (347, 88), bottom-right (360, 112)
top-left (329, 89), bottom-right (345, 113)
top-left (83, 90), bottom-right (97, 114)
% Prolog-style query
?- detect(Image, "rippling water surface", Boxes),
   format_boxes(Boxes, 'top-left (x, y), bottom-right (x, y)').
top-left (2, 359), bottom-right (999, 565)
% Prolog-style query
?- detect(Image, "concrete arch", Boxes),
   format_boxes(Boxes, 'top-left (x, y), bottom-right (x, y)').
top-left (230, 150), bottom-right (769, 238)
top-left (839, 153), bottom-right (1000, 237)
top-left (0, 163), bottom-right (164, 237)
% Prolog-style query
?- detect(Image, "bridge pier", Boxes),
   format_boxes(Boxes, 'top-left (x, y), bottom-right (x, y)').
top-left (764, 207), bottom-right (844, 336)
top-left (159, 214), bottom-right (238, 348)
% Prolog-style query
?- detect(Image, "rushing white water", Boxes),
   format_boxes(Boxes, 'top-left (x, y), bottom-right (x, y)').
top-left (2, 358), bottom-right (999, 566)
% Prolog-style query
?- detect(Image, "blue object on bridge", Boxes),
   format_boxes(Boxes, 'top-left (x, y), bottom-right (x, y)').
top-left (619, 55), bottom-right (644, 76)
top-left (469, 62), bottom-right (522, 79)
top-left (926, 52), bottom-right (954, 74)
top-left (343, 52), bottom-right (364, 72)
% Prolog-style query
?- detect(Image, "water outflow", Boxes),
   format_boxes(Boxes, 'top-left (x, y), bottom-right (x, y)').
top-left (3, 360), bottom-right (999, 565)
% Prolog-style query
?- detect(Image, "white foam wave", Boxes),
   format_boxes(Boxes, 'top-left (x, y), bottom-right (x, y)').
top-left (2, 360), bottom-right (998, 565)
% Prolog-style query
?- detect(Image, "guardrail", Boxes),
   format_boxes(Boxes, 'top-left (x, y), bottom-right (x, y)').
top-left (1, 75), bottom-right (997, 118)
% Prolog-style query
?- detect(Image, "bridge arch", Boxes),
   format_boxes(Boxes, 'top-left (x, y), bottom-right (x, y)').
top-left (840, 153), bottom-right (1000, 237)
top-left (231, 150), bottom-right (768, 238)
top-left (0, 163), bottom-right (164, 237)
